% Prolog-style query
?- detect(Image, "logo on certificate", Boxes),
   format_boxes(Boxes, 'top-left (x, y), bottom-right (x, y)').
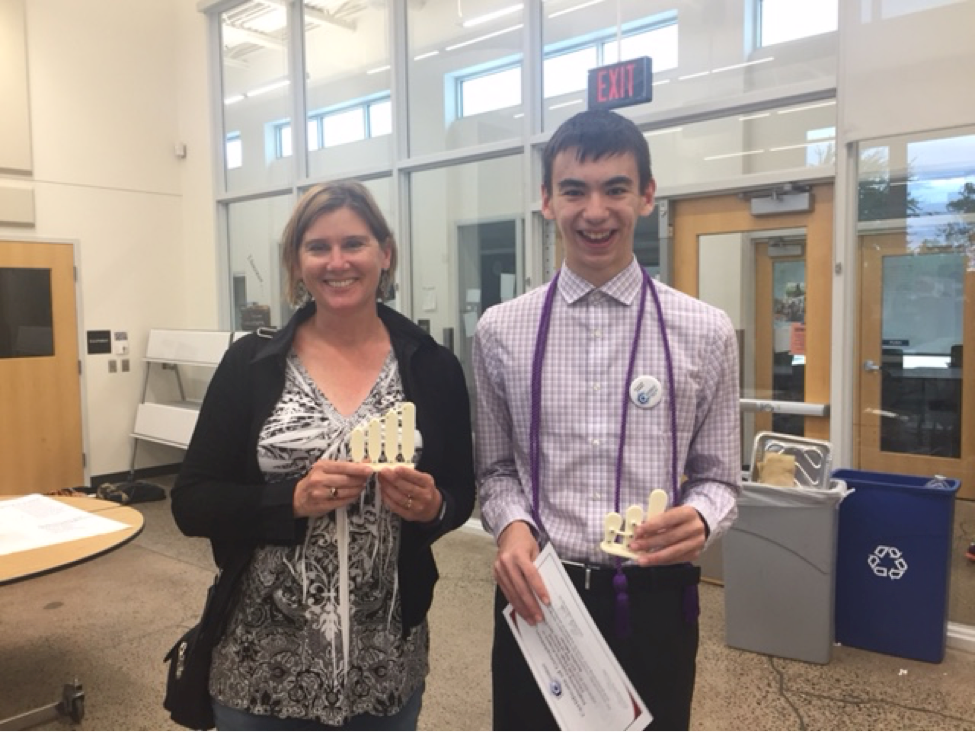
top-left (548, 679), bottom-right (563, 698)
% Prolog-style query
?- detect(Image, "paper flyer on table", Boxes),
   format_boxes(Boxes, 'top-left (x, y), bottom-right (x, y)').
top-left (503, 543), bottom-right (652, 731)
top-left (0, 494), bottom-right (130, 557)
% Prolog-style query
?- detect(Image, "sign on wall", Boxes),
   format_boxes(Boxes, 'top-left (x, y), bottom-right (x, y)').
top-left (587, 57), bottom-right (653, 111)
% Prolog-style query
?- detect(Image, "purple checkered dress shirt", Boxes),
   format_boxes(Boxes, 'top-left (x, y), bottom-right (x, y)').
top-left (473, 258), bottom-right (741, 565)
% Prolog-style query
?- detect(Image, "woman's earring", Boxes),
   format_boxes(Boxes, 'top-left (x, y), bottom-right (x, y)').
top-left (296, 280), bottom-right (311, 304)
top-left (378, 269), bottom-right (391, 301)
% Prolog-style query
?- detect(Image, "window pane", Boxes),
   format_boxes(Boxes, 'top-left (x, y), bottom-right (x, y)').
top-left (220, 1), bottom-right (292, 192)
top-left (227, 195), bottom-right (295, 329)
top-left (278, 124), bottom-right (292, 158)
top-left (323, 107), bottom-right (366, 147)
top-left (226, 134), bottom-right (243, 170)
top-left (602, 25), bottom-right (678, 71)
top-left (409, 155), bottom-right (525, 397)
top-left (461, 67), bottom-right (522, 116)
top-left (543, 47), bottom-right (597, 98)
top-left (0, 268), bottom-right (54, 359)
top-left (408, 1), bottom-right (524, 156)
top-left (304, 0), bottom-right (392, 178)
top-left (307, 119), bottom-right (320, 151)
top-left (369, 100), bottom-right (392, 137)
top-left (761, 0), bottom-right (838, 46)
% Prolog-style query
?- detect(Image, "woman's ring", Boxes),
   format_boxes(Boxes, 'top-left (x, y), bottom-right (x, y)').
top-left (329, 486), bottom-right (338, 499)
top-left (406, 495), bottom-right (413, 510)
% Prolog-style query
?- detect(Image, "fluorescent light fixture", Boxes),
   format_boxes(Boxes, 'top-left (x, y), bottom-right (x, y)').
top-left (712, 57), bottom-right (774, 74)
top-left (413, 50), bottom-right (440, 61)
top-left (548, 0), bottom-right (605, 19)
top-left (367, 65), bottom-right (391, 75)
top-left (548, 99), bottom-right (584, 110)
top-left (777, 100), bottom-right (836, 115)
top-left (770, 140), bottom-right (834, 152)
top-left (678, 70), bottom-right (711, 81)
top-left (513, 112), bottom-right (525, 118)
top-left (704, 150), bottom-right (764, 161)
top-left (246, 79), bottom-right (290, 97)
top-left (652, 79), bottom-right (670, 87)
top-left (224, 94), bottom-right (245, 105)
top-left (644, 127), bottom-right (683, 137)
top-left (462, 4), bottom-right (522, 27)
top-left (739, 113), bottom-right (770, 121)
top-left (446, 24), bottom-right (523, 51)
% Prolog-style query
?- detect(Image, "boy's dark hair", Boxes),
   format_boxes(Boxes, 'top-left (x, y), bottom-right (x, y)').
top-left (542, 110), bottom-right (653, 195)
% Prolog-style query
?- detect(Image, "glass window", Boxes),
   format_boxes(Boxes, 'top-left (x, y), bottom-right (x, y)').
top-left (227, 194), bottom-right (295, 329)
top-left (461, 66), bottom-right (522, 116)
top-left (543, 47), bottom-right (597, 98)
top-left (303, 0), bottom-right (392, 179)
top-left (760, 0), bottom-right (838, 46)
top-left (323, 107), bottom-right (366, 148)
top-left (225, 132), bottom-right (243, 170)
top-left (0, 268), bottom-right (54, 359)
top-left (369, 99), bottom-right (392, 137)
top-left (408, 0), bottom-right (524, 156)
top-left (220, 1), bottom-right (293, 192)
top-left (601, 24), bottom-right (678, 70)
top-left (276, 123), bottom-right (292, 159)
top-left (409, 155), bottom-right (525, 395)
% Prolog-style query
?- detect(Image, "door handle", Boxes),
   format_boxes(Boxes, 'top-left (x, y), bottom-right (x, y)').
top-left (862, 360), bottom-right (881, 372)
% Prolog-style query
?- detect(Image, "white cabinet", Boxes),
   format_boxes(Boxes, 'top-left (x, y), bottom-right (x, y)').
top-left (129, 329), bottom-right (234, 474)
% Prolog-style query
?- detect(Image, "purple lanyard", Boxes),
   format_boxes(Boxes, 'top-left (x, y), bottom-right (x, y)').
top-left (529, 267), bottom-right (679, 635)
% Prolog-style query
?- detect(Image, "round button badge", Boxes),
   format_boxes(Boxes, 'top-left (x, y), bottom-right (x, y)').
top-left (629, 376), bottom-right (662, 409)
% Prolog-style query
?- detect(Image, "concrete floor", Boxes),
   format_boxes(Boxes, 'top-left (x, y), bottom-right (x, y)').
top-left (3, 485), bottom-right (975, 731)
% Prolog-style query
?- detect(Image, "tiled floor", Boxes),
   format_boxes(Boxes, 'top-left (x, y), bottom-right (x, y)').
top-left (2, 485), bottom-right (975, 731)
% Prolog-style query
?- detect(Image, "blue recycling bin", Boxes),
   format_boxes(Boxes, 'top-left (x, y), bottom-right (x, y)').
top-left (832, 469), bottom-right (959, 663)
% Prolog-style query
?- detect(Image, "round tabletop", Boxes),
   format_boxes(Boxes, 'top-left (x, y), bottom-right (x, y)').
top-left (0, 495), bottom-right (145, 586)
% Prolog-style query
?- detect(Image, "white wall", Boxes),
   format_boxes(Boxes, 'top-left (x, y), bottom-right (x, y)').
top-left (0, 0), bottom-right (215, 478)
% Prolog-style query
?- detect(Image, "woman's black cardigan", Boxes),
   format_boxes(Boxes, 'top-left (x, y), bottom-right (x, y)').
top-left (171, 301), bottom-right (476, 634)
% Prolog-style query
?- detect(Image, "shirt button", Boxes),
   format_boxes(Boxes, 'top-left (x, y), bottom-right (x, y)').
top-left (591, 439), bottom-right (600, 447)
top-left (592, 329), bottom-right (601, 338)
top-left (593, 383), bottom-right (601, 391)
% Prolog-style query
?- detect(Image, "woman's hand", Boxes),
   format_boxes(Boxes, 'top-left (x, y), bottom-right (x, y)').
top-left (293, 459), bottom-right (374, 518)
top-left (377, 465), bottom-right (443, 523)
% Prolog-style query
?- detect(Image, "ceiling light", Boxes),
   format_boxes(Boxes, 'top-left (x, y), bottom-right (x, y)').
top-left (414, 50), bottom-right (440, 61)
top-left (224, 94), bottom-right (245, 105)
top-left (548, 99), bottom-right (583, 110)
top-left (644, 127), bottom-right (683, 137)
top-left (770, 140), bottom-right (834, 152)
top-left (548, 0), bottom-right (605, 19)
top-left (777, 101), bottom-right (836, 115)
top-left (678, 70), bottom-right (710, 81)
top-left (367, 65), bottom-right (391, 75)
top-left (446, 24), bottom-right (522, 51)
top-left (739, 113), bottom-right (771, 121)
top-left (462, 4), bottom-right (523, 28)
top-left (246, 79), bottom-right (290, 97)
top-left (712, 57), bottom-right (774, 74)
top-left (704, 150), bottom-right (764, 161)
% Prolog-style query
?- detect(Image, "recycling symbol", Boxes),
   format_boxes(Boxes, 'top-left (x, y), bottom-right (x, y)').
top-left (868, 545), bottom-right (908, 580)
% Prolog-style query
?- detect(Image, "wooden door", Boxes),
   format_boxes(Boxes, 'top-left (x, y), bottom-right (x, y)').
top-left (0, 240), bottom-right (84, 494)
top-left (858, 233), bottom-right (973, 499)
top-left (672, 185), bottom-right (834, 442)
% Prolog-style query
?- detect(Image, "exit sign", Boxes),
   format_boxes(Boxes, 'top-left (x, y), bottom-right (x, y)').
top-left (587, 57), bottom-right (653, 111)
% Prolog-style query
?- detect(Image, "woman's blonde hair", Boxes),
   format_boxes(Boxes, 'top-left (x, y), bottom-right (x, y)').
top-left (281, 180), bottom-right (398, 306)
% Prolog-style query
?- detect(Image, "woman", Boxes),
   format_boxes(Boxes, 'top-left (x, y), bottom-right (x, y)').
top-left (171, 181), bottom-right (475, 731)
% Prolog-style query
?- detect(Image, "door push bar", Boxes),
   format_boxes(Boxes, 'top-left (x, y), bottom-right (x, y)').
top-left (740, 399), bottom-right (829, 417)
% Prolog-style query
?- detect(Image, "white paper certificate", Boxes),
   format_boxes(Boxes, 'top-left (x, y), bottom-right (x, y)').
top-left (503, 544), bottom-right (652, 731)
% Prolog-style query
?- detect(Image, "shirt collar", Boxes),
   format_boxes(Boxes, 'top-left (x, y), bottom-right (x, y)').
top-left (557, 257), bottom-right (645, 306)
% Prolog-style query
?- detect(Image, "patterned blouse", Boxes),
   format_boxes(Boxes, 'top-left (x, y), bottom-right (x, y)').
top-left (209, 350), bottom-right (429, 724)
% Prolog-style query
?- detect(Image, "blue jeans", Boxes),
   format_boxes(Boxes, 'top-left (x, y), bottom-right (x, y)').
top-left (211, 683), bottom-right (424, 731)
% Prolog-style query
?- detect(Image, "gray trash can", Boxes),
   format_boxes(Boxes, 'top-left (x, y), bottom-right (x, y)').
top-left (724, 479), bottom-right (850, 664)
